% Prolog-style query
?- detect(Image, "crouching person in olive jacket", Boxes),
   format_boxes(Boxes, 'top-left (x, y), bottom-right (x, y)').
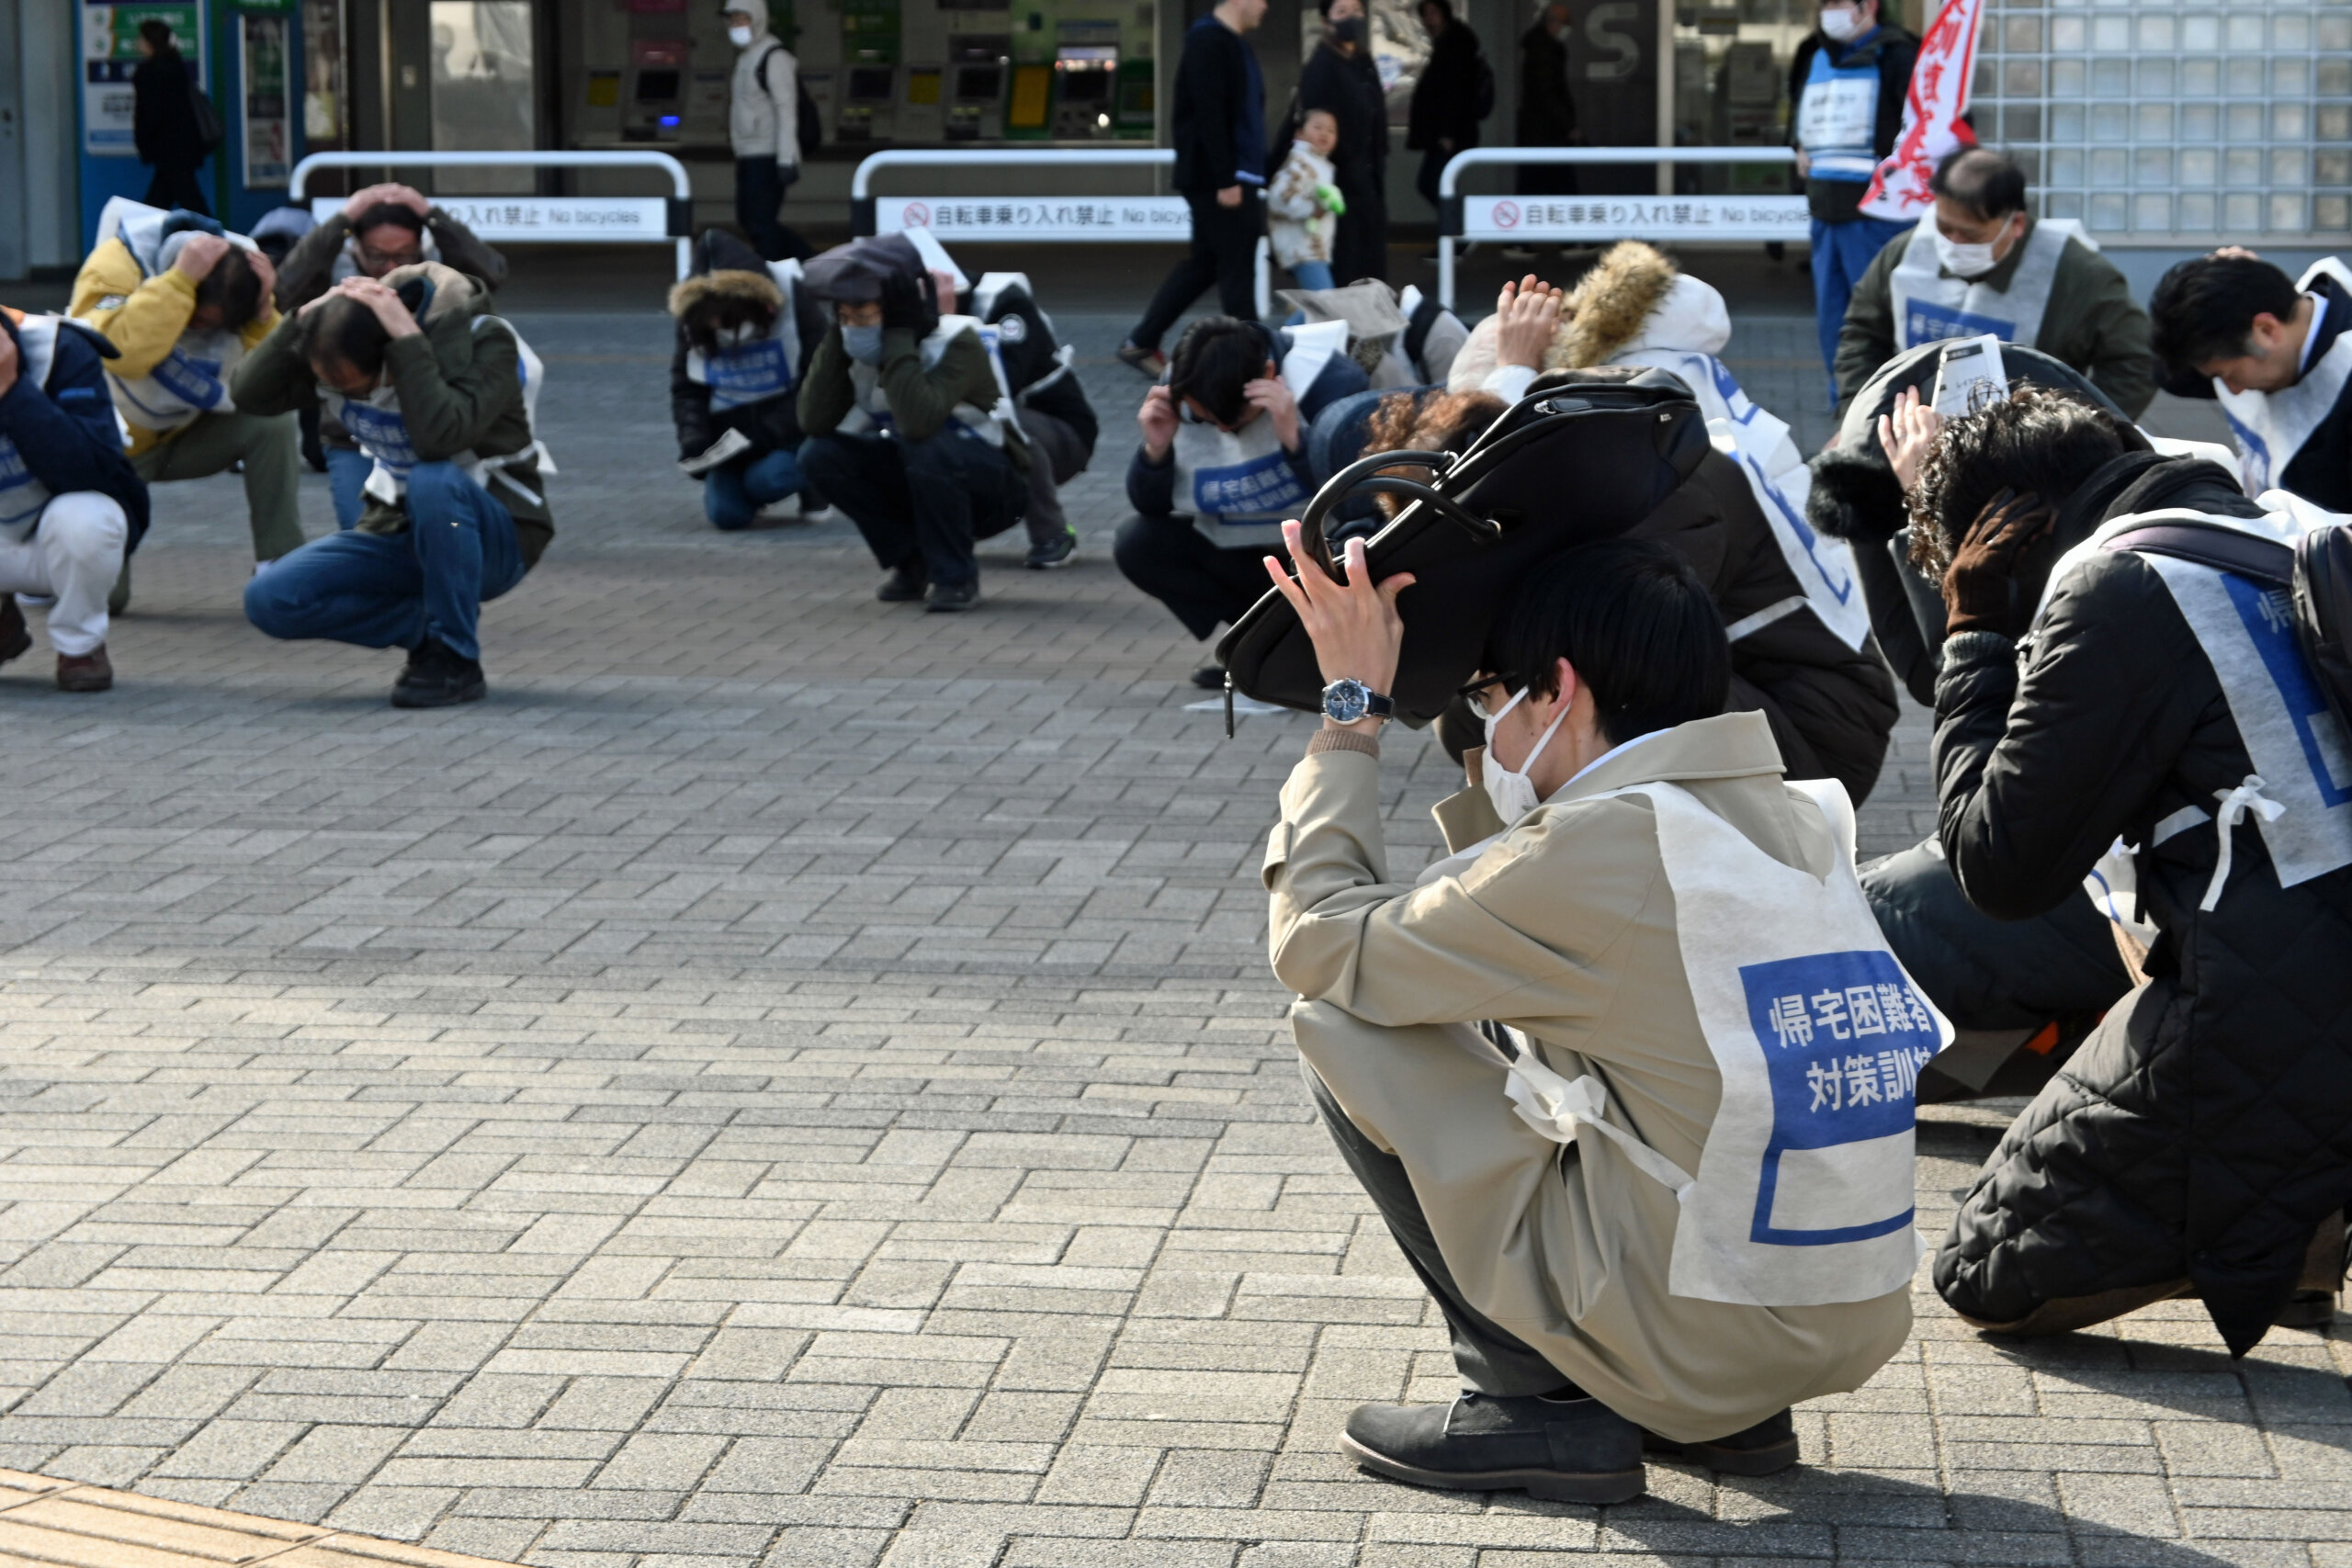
top-left (233, 264), bottom-right (553, 707)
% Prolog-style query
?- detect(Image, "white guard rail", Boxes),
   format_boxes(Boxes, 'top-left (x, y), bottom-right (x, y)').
top-left (1436, 147), bottom-right (1806, 310)
top-left (853, 149), bottom-right (1271, 320)
top-left (289, 151), bottom-right (696, 279)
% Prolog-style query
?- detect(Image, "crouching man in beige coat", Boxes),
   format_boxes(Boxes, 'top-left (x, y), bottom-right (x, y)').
top-left (1258, 525), bottom-right (1938, 1505)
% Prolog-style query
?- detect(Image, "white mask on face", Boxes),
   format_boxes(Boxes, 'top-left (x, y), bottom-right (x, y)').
top-left (1933, 225), bottom-right (2007, 279)
top-left (1818, 4), bottom-right (1863, 40)
top-left (728, 24), bottom-right (756, 46)
top-left (1481, 685), bottom-right (1572, 828)
top-left (714, 321), bottom-right (762, 348)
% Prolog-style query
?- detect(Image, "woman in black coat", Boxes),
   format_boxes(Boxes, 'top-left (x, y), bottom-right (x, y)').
top-left (1299, 0), bottom-right (1389, 284)
top-left (1407, 0), bottom-right (1485, 213)
top-left (131, 18), bottom-right (210, 215)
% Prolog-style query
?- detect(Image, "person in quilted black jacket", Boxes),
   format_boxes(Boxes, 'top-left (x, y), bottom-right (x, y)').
top-left (1908, 387), bottom-right (2352, 1355)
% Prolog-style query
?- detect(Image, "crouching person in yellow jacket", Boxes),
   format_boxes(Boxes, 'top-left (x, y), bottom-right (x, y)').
top-left (70, 199), bottom-right (303, 609)
top-left (1258, 526), bottom-right (1939, 1503)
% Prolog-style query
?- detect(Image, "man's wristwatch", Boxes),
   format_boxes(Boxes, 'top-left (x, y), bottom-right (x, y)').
top-left (1321, 678), bottom-right (1396, 726)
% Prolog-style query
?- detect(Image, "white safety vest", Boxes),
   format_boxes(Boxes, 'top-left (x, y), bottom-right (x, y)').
top-left (2037, 495), bottom-right (2352, 908)
top-left (839, 314), bottom-right (1020, 448)
top-left (1170, 319), bottom-right (1346, 551)
top-left (90, 197), bottom-right (266, 436)
top-left (1794, 45), bottom-right (1881, 183)
top-left (1889, 218), bottom-right (2071, 354)
top-left (2217, 259), bottom-right (2352, 498)
top-left (322, 316), bottom-right (552, 511)
top-left (684, 260), bottom-right (806, 412)
top-left (0, 317), bottom-right (64, 535)
top-left (1498, 778), bottom-right (1950, 1307)
top-left (1619, 346), bottom-right (1873, 651)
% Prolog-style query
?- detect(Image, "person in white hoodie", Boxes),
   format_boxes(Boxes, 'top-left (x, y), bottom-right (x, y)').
top-left (1269, 109), bottom-right (1345, 291)
top-left (724, 1), bottom-right (807, 262)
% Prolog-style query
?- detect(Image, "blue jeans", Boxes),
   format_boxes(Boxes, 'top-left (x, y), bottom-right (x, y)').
top-left (325, 445), bottom-right (372, 529)
top-left (1811, 212), bottom-right (1915, 400)
top-left (705, 447), bottom-right (805, 530)
top-left (244, 461), bottom-right (526, 661)
top-left (1289, 260), bottom-right (1336, 292)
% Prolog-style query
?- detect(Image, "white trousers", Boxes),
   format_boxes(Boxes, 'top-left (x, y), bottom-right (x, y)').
top-left (0, 492), bottom-right (129, 657)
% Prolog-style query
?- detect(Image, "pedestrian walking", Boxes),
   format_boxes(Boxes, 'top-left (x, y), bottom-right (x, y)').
top-left (1117, 0), bottom-right (1271, 378)
top-left (131, 19), bottom-right (214, 216)
top-left (1515, 1), bottom-right (1577, 201)
top-left (1408, 0), bottom-right (1487, 217)
top-left (725, 1), bottom-right (808, 262)
top-left (1300, 0), bottom-right (1389, 285)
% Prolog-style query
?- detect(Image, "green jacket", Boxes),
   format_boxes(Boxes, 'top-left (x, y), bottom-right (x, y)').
top-left (1835, 220), bottom-right (2157, 419)
top-left (797, 321), bottom-right (1026, 468)
top-left (233, 262), bottom-right (554, 567)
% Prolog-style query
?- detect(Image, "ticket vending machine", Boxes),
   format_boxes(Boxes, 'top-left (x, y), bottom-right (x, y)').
top-left (623, 40), bottom-right (689, 141)
top-left (944, 34), bottom-right (1010, 141)
top-left (1048, 20), bottom-right (1121, 140)
top-left (836, 63), bottom-right (898, 141)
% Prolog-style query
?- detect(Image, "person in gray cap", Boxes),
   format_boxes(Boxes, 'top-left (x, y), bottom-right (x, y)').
top-left (796, 234), bottom-right (1028, 611)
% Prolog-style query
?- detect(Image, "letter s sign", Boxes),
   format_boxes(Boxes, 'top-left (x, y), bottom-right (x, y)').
top-left (1584, 1), bottom-right (1643, 81)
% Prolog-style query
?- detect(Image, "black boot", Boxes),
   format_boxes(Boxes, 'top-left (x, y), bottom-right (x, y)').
top-left (1341, 1392), bottom-right (1644, 1504)
top-left (0, 595), bottom-right (28, 666)
top-left (876, 561), bottom-right (928, 603)
top-left (390, 637), bottom-right (487, 709)
top-left (1642, 1408), bottom-right (1800, 1476)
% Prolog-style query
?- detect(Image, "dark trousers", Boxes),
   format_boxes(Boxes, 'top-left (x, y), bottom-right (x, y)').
top-left (735, 157), bottom-right (808, 262)
top-left (1130, 189), bottom-right (1263, 351)
top-left (1415, 148), bottom-right (1449, 213)
top-left (1331, 178), bottom-right (1387, 285)
top-left (800, 428), bottom-right (1025, 589)
top-left (1307, 1066), bottom-right (1569, 1396)
top-left (1112, 513), bottom-right (1275, 641)
top-left (144, 159), bottom-right (209, 215)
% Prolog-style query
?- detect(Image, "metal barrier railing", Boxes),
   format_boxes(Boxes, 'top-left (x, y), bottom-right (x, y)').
top-left (1436, 147), bottom-right (1807, 310)
top-left (288, 151), bottom-right (697, 279)
top-left (852, 149), bottom-right (1271, 320)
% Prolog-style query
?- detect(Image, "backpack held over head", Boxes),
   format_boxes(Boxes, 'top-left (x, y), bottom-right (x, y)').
top-left (1215, 366), bottom-right (1713, 730)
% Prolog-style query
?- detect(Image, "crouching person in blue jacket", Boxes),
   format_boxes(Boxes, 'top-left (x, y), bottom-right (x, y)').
top-left (233, 265), bottom-right (552, 707)
top-left (1114, 315), bottom-right (1366, 688)
top-left (0, 306), bottom-right (150, 693)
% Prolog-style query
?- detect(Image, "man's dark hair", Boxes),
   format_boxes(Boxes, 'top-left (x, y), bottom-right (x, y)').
top-left (354, 203), bottom-right (429, 241)
top-left (194, 248), bottom-right (265, 332)
top-left (1928, 147), bottom-right (2029, 222)
top-left (1501, 538), bottom-right (1730, 748)
top-left (1419, 0), bottom-right (1453, 18)
top-left (1168, 317), bottom-right (1274, 430)
top-left (2149, 254), bottom-right (2303, 377)
top-left (1908, 388), bottom-right (2131, 571)
top-left (297, 294), bottom-right (393, 381)
top-left (139, 18), bottom-right (177, 54)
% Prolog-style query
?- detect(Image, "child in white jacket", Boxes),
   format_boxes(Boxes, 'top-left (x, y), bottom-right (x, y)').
top-left (1269, 109), bottom-right (1346, 291)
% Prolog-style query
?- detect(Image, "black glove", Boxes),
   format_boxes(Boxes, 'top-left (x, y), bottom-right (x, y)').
top-left (879, 271), bottom-right (927, 334)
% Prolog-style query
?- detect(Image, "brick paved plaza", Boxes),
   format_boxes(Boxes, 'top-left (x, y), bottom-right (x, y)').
top-left (1, 288), bottom-right (2339, 1568)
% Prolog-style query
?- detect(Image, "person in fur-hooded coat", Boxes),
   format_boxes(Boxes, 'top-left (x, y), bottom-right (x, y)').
top-left (1445, 243), bottom-right (1900, 803)
top-left (669, 228), bottom-right (830, 529)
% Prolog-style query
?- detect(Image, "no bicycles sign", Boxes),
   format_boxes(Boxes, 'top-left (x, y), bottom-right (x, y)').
top-left (1460, 196), bottom-right (1809, 243)
top-left (874, 197), bottom-right (1193, 242)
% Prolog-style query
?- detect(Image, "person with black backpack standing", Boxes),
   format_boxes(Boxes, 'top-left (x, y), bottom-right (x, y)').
top-left (131, 18), bottom-right (215, 217)
top-left (726, 2), bottom-right (809, 263)
top-left (1407, 0), bottom-right (1489, 221)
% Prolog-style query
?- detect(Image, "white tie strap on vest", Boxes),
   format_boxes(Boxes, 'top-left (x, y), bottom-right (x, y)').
top-left (2202, 775), bottom-right (2290, 912)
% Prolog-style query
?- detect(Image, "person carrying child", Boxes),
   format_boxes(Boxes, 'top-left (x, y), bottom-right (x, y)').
top-left (1270, 109), bottom-right (1347, 293)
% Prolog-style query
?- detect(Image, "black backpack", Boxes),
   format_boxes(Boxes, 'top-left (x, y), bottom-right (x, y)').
top-left (187, 73), bottom-right (225, 156)
top-left (1215, 367), bottom-right (1712, 730)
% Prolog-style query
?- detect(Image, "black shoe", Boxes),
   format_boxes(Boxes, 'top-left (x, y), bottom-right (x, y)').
top-left (0, 596), bottom-right (28, 666)
top-left (1116, 341), bottom-right (1169, 378)
top-left (1341, 1393), bottom-right (1644, 1505)
top-left (1189, 664), bottom-right (1226, 691)
top-left (925, 579), bottom-right (980, 613)
top-left (1641, 1409), bottom-right (1799, 1476)
top-left (1025, 526), bottom-right (1079, 570)
top-left (390, 638), bottom-right (487, 708)
top-left (877, 563), bottom-right (928, 602)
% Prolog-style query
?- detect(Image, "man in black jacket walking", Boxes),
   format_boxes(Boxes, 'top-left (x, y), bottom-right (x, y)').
top-left (1910, 389), bottom-right (2352, 1353)
top-left (1408, 0), bottom-right (1486, 215)
top-left (131, 19), bottom-right (211, 216)
top-left (1117, 0), bottom-right (1270, 378)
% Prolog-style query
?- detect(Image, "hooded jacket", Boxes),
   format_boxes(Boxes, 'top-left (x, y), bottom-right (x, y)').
top-left (0, 309), bottom-right (151, 552)
top-left (668, 229), bottom-right (829, 464)
top-left (1451, 244), bottom-right (1900, 801)
top-left (232, 262), bottom-right (553, 567)
top-left (1928, 455), bottom-right (2352, 1356)
top-left (729, 0), bottom-right (801, 166)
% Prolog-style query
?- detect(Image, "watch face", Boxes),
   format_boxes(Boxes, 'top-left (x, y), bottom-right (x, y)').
top-left (1323, 680), bottom-right (1368, 724)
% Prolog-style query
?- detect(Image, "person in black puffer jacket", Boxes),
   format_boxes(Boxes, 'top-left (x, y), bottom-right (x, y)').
top-left (669, 229), bottom-right (831, 530)
top-left (1913, 388), bottom-right (2352, 1354)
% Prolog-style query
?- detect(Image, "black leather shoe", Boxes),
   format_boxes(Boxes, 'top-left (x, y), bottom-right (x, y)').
top-left (877, 563), bottom-right (928, 602)
top-left (1342, 1393), bottom-right (1644, 1504)
top-left (390, 638), bottom-right (487, 709)
top-left (0, 595), bottom-right (28, 666)
top-left (924, 579), bottom-right (980, 613)
top-left (1642, 1408), bottom-right (1799, 1476)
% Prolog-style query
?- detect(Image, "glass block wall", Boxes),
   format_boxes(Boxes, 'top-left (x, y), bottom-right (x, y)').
top-left (1973, 0), bottom-right (2352, 243)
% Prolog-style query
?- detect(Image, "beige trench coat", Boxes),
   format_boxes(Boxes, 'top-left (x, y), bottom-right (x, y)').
top-left (1262, 712), bottom-right (1911, 1443)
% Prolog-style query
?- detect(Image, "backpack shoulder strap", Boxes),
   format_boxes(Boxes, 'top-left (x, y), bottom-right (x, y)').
top-left (2104, 521), bottom-right (2295, 586)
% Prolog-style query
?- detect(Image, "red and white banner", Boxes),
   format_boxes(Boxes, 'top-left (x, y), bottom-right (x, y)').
top-left (1858, 0), bottom-right (1987, 222)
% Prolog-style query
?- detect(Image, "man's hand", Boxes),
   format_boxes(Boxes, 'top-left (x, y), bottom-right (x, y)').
top-left (1495, 273), bottom-right (1564, 370)
top-left (0, 327), bottom-right (18, 399)
top-left (1138, 385), bottom-right (1179, 460)
top-left (174, 233), bottom-right (232, 281)
top-left (2211, 245), bottom-right (2261, 263)
top-left (334, 275), bottom-right (422, 340)
top-left (343, 182), bottom-right (431, 220)
top-left (878, 271), bottom-right (926, 333)
top-left (1264, 521), bottom-right (1416, 711)
top-left (1794, 148), bottom-right (1812, 179)
top-left (1216, 185), bottom-right (1243, 209)
top-left (1943, 488), bottom-right (2056, 637)
top-left (1247, 375), bottom-right (1301, 452)
top-left (247, 249), bottom-right (278, 313)
top-left (1875, 384), bottom-right (1944, 491)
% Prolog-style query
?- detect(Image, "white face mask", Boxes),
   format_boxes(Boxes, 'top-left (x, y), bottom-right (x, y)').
top-left (713, 321), bottom-right (762, 349)
top-left (1933, 226), bottom-right (2006, 279)
top-left (728, 24), bottom-right (755, 46)
top-left (1818, 4), bottom-right (1864, 40)
top-left (1481, 685), bottom-right (1571, 828)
